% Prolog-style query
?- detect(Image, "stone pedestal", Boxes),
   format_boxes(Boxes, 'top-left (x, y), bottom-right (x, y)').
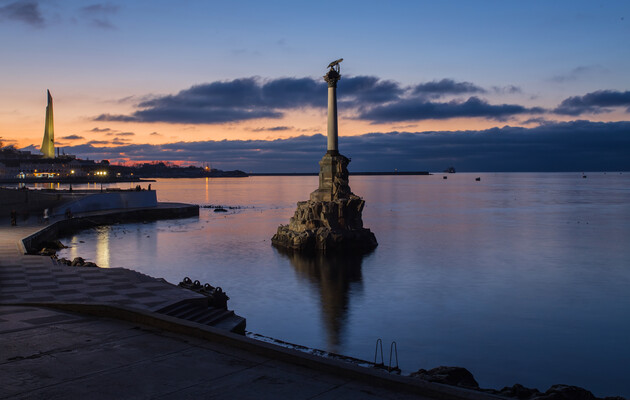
top-left (271, 152), bottom-right (377, 254)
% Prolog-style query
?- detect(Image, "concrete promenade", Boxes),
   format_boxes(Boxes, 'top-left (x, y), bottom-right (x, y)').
top-left (0, 207), bottom-right (501, 399)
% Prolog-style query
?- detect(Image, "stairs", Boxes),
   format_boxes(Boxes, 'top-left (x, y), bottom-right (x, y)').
top-left (156, 300), bottom-right (246, 334)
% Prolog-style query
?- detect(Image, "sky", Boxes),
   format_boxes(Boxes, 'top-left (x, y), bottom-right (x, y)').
top-left (1, 0), bottom-right (629, 172)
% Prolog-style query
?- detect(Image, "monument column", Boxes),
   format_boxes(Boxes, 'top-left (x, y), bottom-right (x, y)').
top-left (271, 58), bottom-right (377, 253)
top-left (324, 61), bottom-right (341, 154)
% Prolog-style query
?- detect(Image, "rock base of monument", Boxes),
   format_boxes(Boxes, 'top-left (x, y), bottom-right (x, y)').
top-left (272, 151), bottom-right (377, 254)
top-left (271, 197), bottom-right (377, 254)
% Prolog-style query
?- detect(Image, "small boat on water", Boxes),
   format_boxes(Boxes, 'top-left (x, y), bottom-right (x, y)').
top-left (475, 177), bottom-right (481, 181)
top-left (443, 176), bottom-right (448, 180)
top-left (214, 207), bottom-right (228, 213)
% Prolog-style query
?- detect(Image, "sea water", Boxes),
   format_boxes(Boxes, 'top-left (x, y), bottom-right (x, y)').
top-left (56, 173), bottom-right (630, 397)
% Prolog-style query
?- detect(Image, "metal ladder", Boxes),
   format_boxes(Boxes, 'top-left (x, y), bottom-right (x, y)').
top-left (374, 338), bottom-right (400, 373)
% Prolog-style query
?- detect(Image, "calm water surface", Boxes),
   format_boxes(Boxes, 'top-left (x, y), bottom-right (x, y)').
top-left (57, 173), bottom-right (630, 397)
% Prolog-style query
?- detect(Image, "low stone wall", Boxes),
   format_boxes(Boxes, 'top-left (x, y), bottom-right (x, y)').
top-left (21, 204), bottom-right (198, 254)
top-left (57, 190), bottom-right (157, 217)
top-left (1, 187), bottom-right (157, 217)
top-left (0, 187), bottom-right (71, 214)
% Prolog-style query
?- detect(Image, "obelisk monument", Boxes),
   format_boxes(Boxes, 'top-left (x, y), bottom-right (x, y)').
top-left (271, 59), bottom-right (377, 254)
top-left (41, 90), bottom-right (55, 158)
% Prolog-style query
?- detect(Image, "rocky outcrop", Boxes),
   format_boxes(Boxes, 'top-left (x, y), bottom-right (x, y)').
top-left (272, 152), bottom-right (377, 254)
top-left (411, 367), bottom-right (626, 400)
top-left (411, 366), bottom-right (479, 389)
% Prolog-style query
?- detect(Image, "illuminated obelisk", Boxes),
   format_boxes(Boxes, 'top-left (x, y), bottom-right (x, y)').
top-left (41, 90), bottom-right (55, 158)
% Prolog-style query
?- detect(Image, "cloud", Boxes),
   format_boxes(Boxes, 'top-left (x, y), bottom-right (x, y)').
top-left (79, 3), bottom-right (119, 29)
top-left (94, 114), bottom-right (138, 122)
top-left (61, 135), bottom-right (84, 140)
top-left (86, 140), bottom-right (111, 145)
top-left (550, 65), bottom-right (608, 83)
top-left (341, 76), bottom-right (404, 104)
top-left (59, 120), bottom-right (630, 172)
top-left (521, 117), bottom-right (557, 125)
top-left (554, 90), bottom-right (630, 115)
top-left (0, 1), bottom-right (44, 27)
top-left (492, 85), bottom-right (522, 94)
top-left (90, 127), bottom-right (113, 133)
top-left (80, 3), bottom-right (119, 14)
top-left (95, 76), bottom-right (530, 125)
top-left (251, 126), bottom-right (292, 132)
top-left (359, 96), bottom-right (545, 123)
top-left (105, 131), bottom-right (135, 136)
top-left (149, 132), bottom-right (162, 136)
top-left (111, 138), bottom-right (131, 145)
top-left (412, 79), bottom-right (485, 98)
top-left (95, 77), bottom-right (320, 124)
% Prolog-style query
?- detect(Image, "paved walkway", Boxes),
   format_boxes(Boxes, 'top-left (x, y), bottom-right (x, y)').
top-left (0, 209), bottom-right (498, 399)
top-left (0, 213), bottom-right (207, 313)
top-left (1, 305), bottom-right (438, 399)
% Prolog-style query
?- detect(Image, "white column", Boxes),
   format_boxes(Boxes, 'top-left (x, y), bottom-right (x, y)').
top-left (327, 85), bottom-right (338, 152)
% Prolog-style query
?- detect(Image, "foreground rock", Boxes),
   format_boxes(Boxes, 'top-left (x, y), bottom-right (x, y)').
top-left (411, 366), bottom-right (479, 389)
top-left (57, 256), bottom-right (99, 268)
top-left (411, 366), bottom-right (626, 400)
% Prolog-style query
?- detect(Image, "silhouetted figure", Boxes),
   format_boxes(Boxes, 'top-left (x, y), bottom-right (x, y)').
top-left (43, 208), bottom-right (49, 224)
top-left (148, 184), bottom-right (151, 191)
top-left (10, 210), bottom-right (17, 226)
top-left (65, 208), bottom-right (73, 219)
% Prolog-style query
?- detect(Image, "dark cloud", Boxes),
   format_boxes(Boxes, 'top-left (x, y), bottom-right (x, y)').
top-left (251, 126), bottom-right (292, 132)
top-left (94, 76), bottom-right (535, 125)
top-left (58, 120), bottom-right (630, 172)
top-left (94, 113), bottom-right (137, 122)
top-left (61, 135), bottom-right (84, 140)
top-left (95, 77), bottom-right (320, 124)
top-left (90, 127), bottom-right (113, 132)
top-left (341, 76), bottom-right (403, 104)
top-left (554, 90), bottom-right (630, 115)
top-left (521, 117), bottom-right (557, 125)
top-left (149, 132), bottom-right (162, 136)
top-left (86, 140), bottom-right (111, 145)
top-left (360, 96), bottom-right (545, 123)
top-left (412, 79), bottom-right (485, 98)
top-left (0, 1), bottom-right (44, 27)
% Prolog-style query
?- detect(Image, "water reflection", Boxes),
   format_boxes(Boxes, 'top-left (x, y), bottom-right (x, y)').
top-left (95, 227), bottom-right (111, 268)
top-left (277, 249), bottom-right (366, 352)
